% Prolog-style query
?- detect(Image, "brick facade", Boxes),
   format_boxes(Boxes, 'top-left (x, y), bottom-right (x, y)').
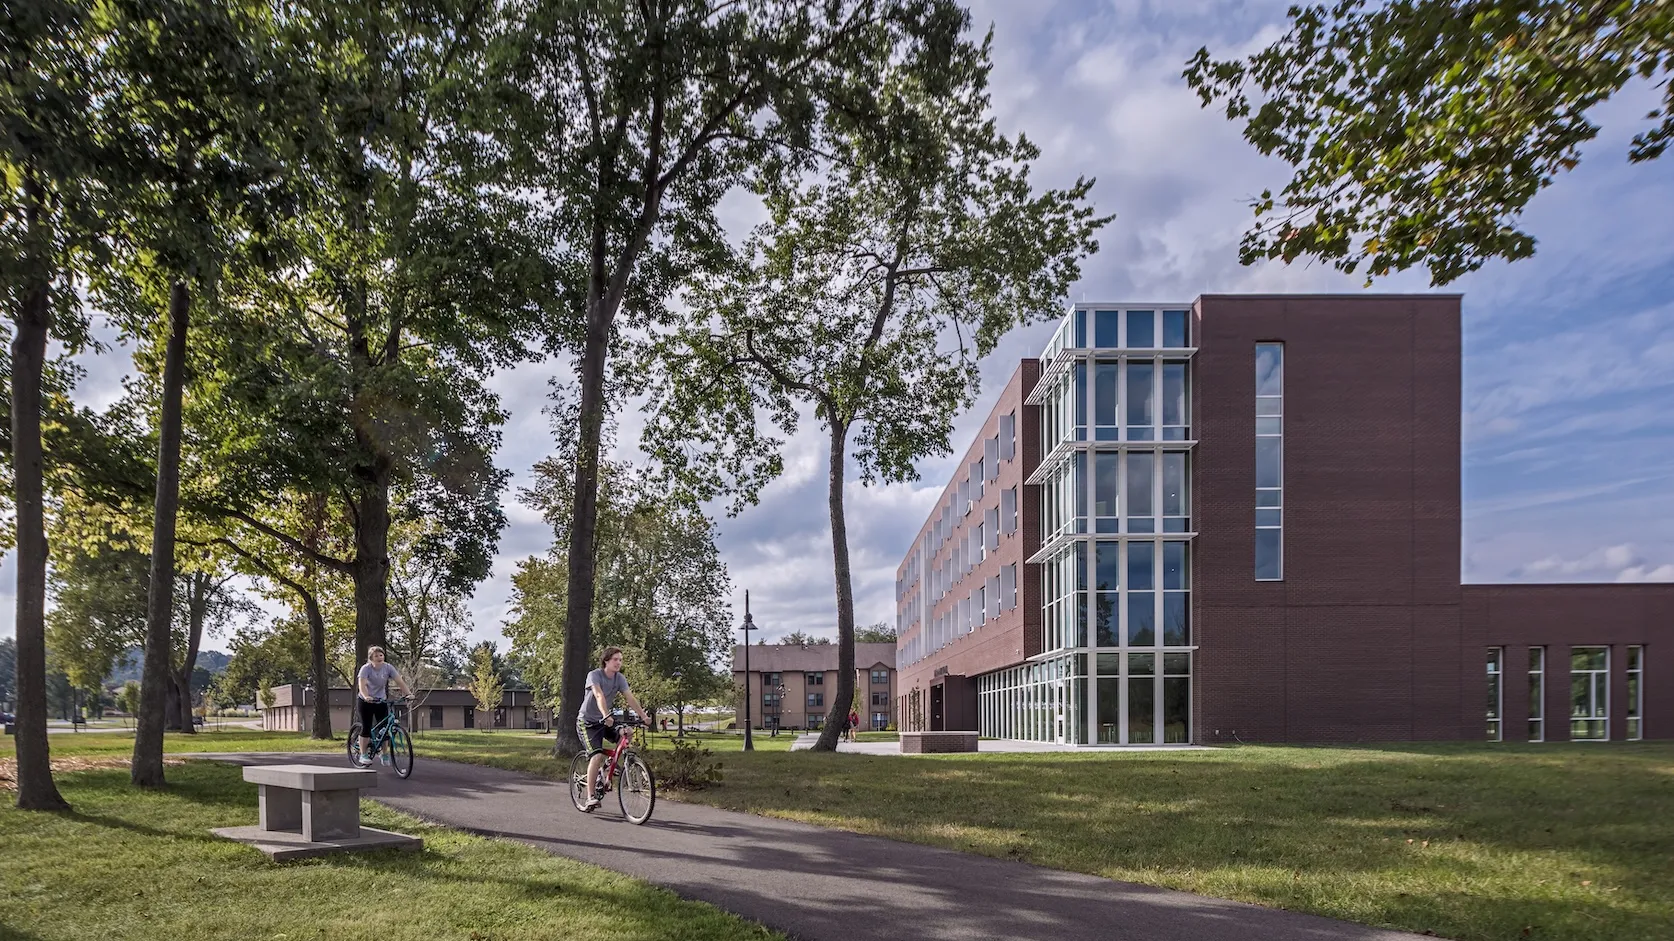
top-left (893, 295), bottom-right (1672, 744)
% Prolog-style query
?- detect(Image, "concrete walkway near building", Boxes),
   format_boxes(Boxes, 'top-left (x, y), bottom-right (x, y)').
top-left (193, 751), bottom-right (1427, 941)
top-left (787, 734), bottom-right (1210, 754)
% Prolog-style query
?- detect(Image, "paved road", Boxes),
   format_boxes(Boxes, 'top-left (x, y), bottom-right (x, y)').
top-left (194, 752), bottom-right (1431, 941)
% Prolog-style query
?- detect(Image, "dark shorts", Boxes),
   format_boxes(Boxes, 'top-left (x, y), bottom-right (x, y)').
top-left (358, 698), bottom-right (390, 732)
top-left (576, 716), bottom-right (621, 756)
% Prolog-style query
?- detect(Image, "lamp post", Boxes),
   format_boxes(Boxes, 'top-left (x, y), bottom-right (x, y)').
top-left (672, 669), bottom-right (684, 738)
top-left (772, 683), bottom-right (785, 736)
top-left (741, 591), bottom-right (755, 752)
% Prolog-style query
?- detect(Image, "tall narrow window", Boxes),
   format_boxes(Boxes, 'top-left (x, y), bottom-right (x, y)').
top-left (1528, 647), bottom-right (1545, 742)
top-left (985, 435), bottom-right (1000, 480)
top-left (1255, 343), bottom-right (1284, 579)
top-left (1001, 563), bottom-right (1017, 611)
top-left (1570, 647), bottom-right (1608, 740)
top-left (1486, 648), bottom-right (1503, 741)
top-left (1000, 411), bottom-right (1016, 460)
top-left (1002, 486), bottom-right (1018, 534)
top-left (1627, 646), bottom-right (1643, 741)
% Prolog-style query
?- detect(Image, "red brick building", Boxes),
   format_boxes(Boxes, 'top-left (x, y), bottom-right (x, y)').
top-left (894, 296), bottom-right (1671, 744)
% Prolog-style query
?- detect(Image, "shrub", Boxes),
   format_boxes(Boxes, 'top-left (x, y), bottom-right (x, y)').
top-left (644, 736), bottom-right (724, 790)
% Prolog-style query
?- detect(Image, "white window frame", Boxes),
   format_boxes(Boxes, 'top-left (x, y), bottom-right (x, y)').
top-left (1486, 647), bottom-right (1503, 742)
top-left (1528, 646), bottom-right (1545, 743)
top-left (1569, 646), bottom-right (1609, 741)
top-left (1627, 645), bottom-right (1643, 741)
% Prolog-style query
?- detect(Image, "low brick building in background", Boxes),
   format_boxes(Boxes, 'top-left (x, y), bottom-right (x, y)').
top-left (732, 643), bottom-right (897, 731)
top-left (894, 296), bottom-right (1671, 745)
top-left (261, 684), bottom-right (548, 734)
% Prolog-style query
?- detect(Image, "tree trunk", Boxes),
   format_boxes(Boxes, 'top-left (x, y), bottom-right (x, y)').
top-left (133, 280), bottom-right (190, 788)
top-left (813, 420), bottom-right (857, 752)
top-left (10, 179), bottom-right (69, 811)
top-left (555, 319), bottom-right (610, 758)
top-left (305, 590), bottom-right (332, 739)
top-left (351, 482), bottom-right (390, 668)
top-left (173, 574), bottom-right (208, 736)
top-left (164, 683), bottom-right (183, 731)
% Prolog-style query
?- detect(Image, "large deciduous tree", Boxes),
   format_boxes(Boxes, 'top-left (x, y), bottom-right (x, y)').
top-left (502, 0), bottom-right (972, 756)
top-left (2, 0), bottom-right (107, 811)
top-left (506, 398), bottom-right (732, 738)
top-left (647, 22), bottom-right (1106, 750)
top-left (1183, 0), bottom-right (1674, 285)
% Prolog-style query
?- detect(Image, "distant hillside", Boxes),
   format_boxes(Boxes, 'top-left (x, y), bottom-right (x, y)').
top-left (107, 648), bottom-right (231, 686)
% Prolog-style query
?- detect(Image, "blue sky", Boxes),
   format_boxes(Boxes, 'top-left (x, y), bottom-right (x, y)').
top-left (3, 0), bottom-right (1671, 648)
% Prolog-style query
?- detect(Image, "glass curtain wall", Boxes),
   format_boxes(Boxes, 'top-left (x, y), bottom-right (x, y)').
top-left (991, 306), bottom-right (1195, 746)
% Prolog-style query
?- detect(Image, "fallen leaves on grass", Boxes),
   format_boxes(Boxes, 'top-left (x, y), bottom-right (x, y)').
top-left (0, 756), bottom-right (185, 789)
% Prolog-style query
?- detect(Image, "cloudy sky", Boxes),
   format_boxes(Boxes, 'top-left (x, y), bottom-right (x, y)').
top-left (4, 0), bottom-right (1672, 651)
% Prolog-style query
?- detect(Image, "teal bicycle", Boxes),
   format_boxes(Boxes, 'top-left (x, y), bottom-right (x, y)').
top-left (346, 697), bottom-right (415, 778)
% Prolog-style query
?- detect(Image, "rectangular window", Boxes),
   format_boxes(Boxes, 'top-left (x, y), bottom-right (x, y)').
top-left (1628, 645), bottom-right (1643, 741)
top-left (430, 705), bottom-right (444, 729)
top-left (1255, 342), bottom-right (1284, 580)
top-left (1528, 647), bottom-right (1545, 742)
top-left (1000, 411), bottom-right (1016, 461)
top-left (1095, 309), bottom-right (1120, 347)
top-left (1001, 563), bottom-right (1017, 611)
top-left (1161, 362), bottom-right (1188, 440)
top-left (807, 693), bottom-right (824, 708)
top-left (873, 712), bottom-right (887, 729)
top-left (986, 507), bottom-right (999, 551)
top-left (1126, 362), bottom-right (1155, 440)
top-left (1002, 486), bottom-right (1018, 534)
top-left (985, 436), bottom-right (999, 480)
top-left (1126, 451), bottom-right (1154, 530)
top-left (806, 672), bottom-right (823, 686)
top-left (871, 670), bottom-right (889, 685)
top-left (1162, 309), bottom-right (1190, 348)
top-left (1093, 361), bottom-right (1119, 440)
top-left (974, 585), bottom-right (986, 627)
top-left (1093, 452), bottom-right (1119, 532)
top-left (1486, 648), bottom-right (1503, 741)
top-left (1570, 647), bottom-right (1608, 740)
top-left (871, 693), bottom-right (886, 707)
top-left (1126, 309), bottom-right (1155, 348)
top-left (987, 574), bottom-right (1000, 620)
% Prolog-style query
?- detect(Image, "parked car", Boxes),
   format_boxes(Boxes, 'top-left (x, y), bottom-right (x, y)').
top-left (191, 715), bottom-right (205, 726)
top-left (0, 712), bottom-right (14, 725)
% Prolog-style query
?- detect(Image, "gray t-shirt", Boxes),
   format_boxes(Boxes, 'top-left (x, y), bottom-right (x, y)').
top-left (358, 662), bottom-right (400, 701)
top-left (578, 668), bottom-right (630, 723)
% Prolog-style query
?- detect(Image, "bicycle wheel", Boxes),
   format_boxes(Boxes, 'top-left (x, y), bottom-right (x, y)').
top-left (569, 753), bottom-right (596, 812)
top-left (346, 722), bottom-right (371, 767)
top-left (387, 726), bottom-right (414, 778)
top-left (617, 751), bottom-right (655, 824)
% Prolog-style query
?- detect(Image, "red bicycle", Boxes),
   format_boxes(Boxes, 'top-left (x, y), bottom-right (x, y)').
top-left (570, 713), bottom-right (656, 824)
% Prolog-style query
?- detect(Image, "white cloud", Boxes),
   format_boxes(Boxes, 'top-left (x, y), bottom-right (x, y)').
top-left (1513, 544), bottom-right (1674, 583)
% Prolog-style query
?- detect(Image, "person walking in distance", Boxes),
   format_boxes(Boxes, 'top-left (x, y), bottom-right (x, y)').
top-left (357, 646), bottom-right (411, 763)
top-left (847, 706), bottom-right (860, 742)
top-left (576, 647), bottom-right (652, 810)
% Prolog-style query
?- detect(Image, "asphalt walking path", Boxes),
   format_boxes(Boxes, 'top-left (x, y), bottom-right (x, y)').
top-left (194, 752), bottom-right (1430, 941)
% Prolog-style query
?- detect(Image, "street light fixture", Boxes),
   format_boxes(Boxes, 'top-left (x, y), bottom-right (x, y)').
top-left (672, 669), bottom-right (684, 737)
top-left (741, 590), bottom-right (755, 752)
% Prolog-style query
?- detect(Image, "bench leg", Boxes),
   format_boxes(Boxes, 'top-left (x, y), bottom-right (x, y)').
top-left (258, 785), bottom-right (303, 833)
top-left (302, 789), bottom-right (361, 841)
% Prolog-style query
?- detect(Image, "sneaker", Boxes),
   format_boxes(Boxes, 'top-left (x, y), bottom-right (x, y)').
top-left (583, 791), bottom-right (602, 811)
top-left (380, 752), bottom-right (390, 766)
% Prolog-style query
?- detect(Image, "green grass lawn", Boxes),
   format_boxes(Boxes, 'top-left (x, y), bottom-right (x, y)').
top-left (16, 730), bottom-right (1670, 940)
top-left (0, 743), bottom-right (779, 941)
top-left (680, 742), bottom-right (1674, 941)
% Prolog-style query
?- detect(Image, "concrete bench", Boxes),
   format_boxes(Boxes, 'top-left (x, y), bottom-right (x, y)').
top-left (246, 764), bottom-right (375, 841)
top-left (211, 762), bottom-right (421, 860)
top-left (900, 730), bottom-right (979, 754)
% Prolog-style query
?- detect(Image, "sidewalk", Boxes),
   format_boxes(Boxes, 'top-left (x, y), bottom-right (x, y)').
top-left (787, 734), bottom-right (1208, 754)
top-left (194, 752), bottom-right (1431, 941)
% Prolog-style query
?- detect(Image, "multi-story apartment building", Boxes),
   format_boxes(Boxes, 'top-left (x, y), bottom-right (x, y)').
top-left (895, 296), bottom-right (1671, 745)
top-left (732, 642), bottom-right (897, 731)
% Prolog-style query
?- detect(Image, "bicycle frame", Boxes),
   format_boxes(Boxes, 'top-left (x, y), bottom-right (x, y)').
top-left (595, 719), bottom-right (639, 792)
top-left (365, 700), bottom-right (408, 753)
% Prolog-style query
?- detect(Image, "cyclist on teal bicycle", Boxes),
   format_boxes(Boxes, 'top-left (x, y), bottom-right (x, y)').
top-left (577, 646), bottom-right (651, 810)
top-left (357, 646), bottom-right (411, 764)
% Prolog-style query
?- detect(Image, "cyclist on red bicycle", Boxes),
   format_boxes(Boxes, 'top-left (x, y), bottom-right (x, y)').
top-left (577, 646), bottom-right (652, 810)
